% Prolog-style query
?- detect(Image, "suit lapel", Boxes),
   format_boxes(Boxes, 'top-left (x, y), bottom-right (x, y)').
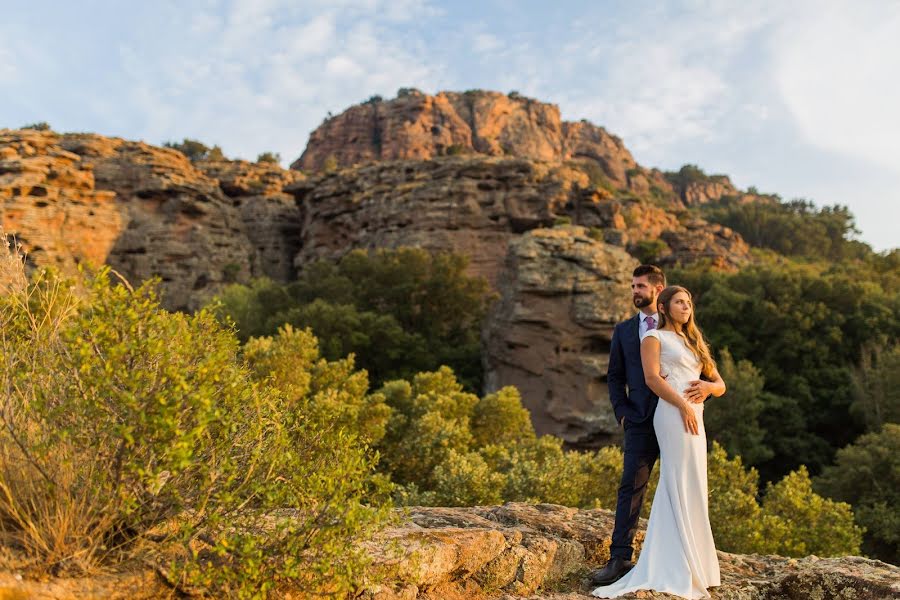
top-left (629, 314), bottom-right (641, 351)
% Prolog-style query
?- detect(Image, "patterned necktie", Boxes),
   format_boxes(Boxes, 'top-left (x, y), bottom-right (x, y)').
top-left (646, 315), bottom-right (656, 330)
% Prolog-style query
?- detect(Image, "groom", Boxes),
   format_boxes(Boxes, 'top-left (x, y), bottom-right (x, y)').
top-left (589, 264), bottom-right (666, 586)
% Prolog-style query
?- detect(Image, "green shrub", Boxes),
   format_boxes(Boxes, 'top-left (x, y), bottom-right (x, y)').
top-left (471, 387), bottom-right (535, 448)
top-left (377, 367), bottom-right (478, 489)
top-left (0, 259), bottom-right (391, 596)
top-left (763, 466), bottom-right (862, 557)
top-left (632, 238), bottom-right (669, 264)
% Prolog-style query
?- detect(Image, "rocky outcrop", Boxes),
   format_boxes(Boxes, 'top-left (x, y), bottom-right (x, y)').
top-left (58, 133), bottom-right (256, 311)
top-left (483, 227), bottom-right (637, 446)
top-left (286, 156), bottom-right (748, 288)
top-left (6, 503), bottom-right (895, 599)
top-left (1, 129), bottom-right (304, 311)
top-left (286, 156), bottom-right (586, 288)
top-left (196, 158), bottom-right (304, 282)
top-left (293, 90), bottom-right (638, 188)
top-left (0, 129), bottom-right (123, 274)
top-left (361, 503), bottom-right (900, 600)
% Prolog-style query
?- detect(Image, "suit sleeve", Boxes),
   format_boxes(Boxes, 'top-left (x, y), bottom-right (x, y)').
top-left (607, 324), bottom-right (628, 422)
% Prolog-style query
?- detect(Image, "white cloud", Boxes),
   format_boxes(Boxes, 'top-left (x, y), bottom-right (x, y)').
top-left (108, 0), bottom-right (442, 163)
top-left (775, 2), bottom-right (900, 173)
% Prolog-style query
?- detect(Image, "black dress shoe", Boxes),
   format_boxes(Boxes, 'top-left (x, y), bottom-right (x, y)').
top-left (588, 556), bottom-right (634, 586)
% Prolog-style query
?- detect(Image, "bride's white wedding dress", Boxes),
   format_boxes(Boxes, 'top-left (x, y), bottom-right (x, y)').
top-left (592, 328), bottom-right (721, 599)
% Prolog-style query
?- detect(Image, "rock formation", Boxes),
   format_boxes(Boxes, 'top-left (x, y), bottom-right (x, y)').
top-left (0, 129), bottom-right (123, 274)
top-left (1, 129), bottom-right (303, 311)
top-left (293, 90), bottom-right (640, 189)
top-left (483, 227), bottom-right (637, 446)
top-left (3, 503), bottom-right (897, 599)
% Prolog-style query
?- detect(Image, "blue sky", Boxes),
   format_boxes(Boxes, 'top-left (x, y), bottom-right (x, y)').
top-left (2, 0), bottom-right (898, 250)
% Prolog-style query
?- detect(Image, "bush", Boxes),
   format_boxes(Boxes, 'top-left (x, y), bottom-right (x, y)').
top-left (632, 238), bottom-right (669, 264)
top-left (763, 466), bottom-right (862, 557)
top-left (21, 121), bottom-right (51, 131)
top-left (0, 254), bottom-right (390, 595)
top-left (163, 138), bottom-right (226, 162)
top-left (377, 367), bottom-right (478, 490)
top-left (815, 424), bottom-right (899, 563)
top-left (256, 151), bottom-right (281, 164)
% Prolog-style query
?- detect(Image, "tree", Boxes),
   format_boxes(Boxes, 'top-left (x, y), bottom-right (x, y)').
top-left (704, 349), bottom-right (773, 465)
top-left (211, 248), bottom-right (494, 391)
top-left (815, 424), bottom-right (900, 564)
top-left (674, 260), bottom-right (899, 481)
top-left (21, 121), bottom-right (51, 131)
top-left (850, 344), bottom-right (900, 431)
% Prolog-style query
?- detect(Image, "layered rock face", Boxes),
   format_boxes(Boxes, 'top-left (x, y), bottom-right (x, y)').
top-left (483, 227), bottom-right (637, 447)
top-left (0, 129), bottom-right (123, 273)
top-left (293, 90), bottom-right (640, 189)
top-left (287, 155), bottom-right (749, 287)
top-left (5, 503), bottom-right (896, 599)
top-left (287, 156), bottom-right (583, 288)
top-left (1, 129), bottom-right (303, 311)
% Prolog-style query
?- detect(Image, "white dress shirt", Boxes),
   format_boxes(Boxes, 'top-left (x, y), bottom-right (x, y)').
top-left (638, 312), bottom-right (659, 341)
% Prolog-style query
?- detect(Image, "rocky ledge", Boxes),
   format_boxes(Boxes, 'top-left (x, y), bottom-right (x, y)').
top-left (2, 503), bottom-right (896, 599)
top-left (361, 503), bottom-right (899, 600)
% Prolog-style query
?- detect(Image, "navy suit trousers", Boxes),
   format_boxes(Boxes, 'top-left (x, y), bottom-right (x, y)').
top-left (609, 417), bottom-right (660, 561)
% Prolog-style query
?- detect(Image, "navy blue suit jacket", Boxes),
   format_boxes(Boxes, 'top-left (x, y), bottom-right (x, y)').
top-left (607, 314), bottom-right (659, 424)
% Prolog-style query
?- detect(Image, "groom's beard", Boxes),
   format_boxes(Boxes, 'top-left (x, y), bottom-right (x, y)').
top-left (633, 295), bottom-right (654, 308)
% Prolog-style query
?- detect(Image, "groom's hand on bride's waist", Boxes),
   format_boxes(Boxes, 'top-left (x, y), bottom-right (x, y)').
top-left (683, 380), bottom-right (711, 404)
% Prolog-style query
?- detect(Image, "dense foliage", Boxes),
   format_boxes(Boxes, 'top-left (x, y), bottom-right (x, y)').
top-left (673, 256), bottom-right (900, 482)
top-left (213, 248), bottom-right (494, 390)
top-left (0, 261), bottom-right (390, 597)
top-left (700, 197), bottom-right (868, 261)
top-left (373, 368), bottom-right (860, 557)
top-left (815, 424), bottom-right (900, 564)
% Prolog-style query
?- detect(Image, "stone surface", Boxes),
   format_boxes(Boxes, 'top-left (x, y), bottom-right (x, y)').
top-left (483, 227), bottom-right (637, 446)
top-left (359, 503), bottom-right (900, 600)
top-left (3, 504), bottom-right (896, 599)
top-left (286, 156), bottom-right (585, 289)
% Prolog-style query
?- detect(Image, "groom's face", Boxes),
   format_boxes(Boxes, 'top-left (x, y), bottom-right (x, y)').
top-left (631, 275), bottom-right (658, 309)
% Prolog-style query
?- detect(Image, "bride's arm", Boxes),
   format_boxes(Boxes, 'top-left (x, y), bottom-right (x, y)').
top-left (641, 336), bottom-right (700, 435)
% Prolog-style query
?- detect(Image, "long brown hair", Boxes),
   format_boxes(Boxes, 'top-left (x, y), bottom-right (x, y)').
top-left (656, 285), bottom-right (716, 378)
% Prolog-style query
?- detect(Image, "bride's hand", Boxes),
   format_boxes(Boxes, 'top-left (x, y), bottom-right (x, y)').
top-left (683, 380), bottom-right (710, 404)
top-left (679, 403), bottom-right (699, 435)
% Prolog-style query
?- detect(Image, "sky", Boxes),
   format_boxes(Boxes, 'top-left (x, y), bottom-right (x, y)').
top-left (2, 0), bottom-right (898, 251)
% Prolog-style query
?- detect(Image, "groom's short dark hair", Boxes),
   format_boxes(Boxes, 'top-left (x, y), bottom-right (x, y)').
top-left (633, 264), bottom-right (666, 287)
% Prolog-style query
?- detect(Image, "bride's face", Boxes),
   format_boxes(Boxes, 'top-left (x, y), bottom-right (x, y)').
top-left (664, 291), bottom-right (693, 325)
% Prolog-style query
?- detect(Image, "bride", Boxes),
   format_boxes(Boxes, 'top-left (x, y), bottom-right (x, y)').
top-left (592, 285), bottom-right (726, 599)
